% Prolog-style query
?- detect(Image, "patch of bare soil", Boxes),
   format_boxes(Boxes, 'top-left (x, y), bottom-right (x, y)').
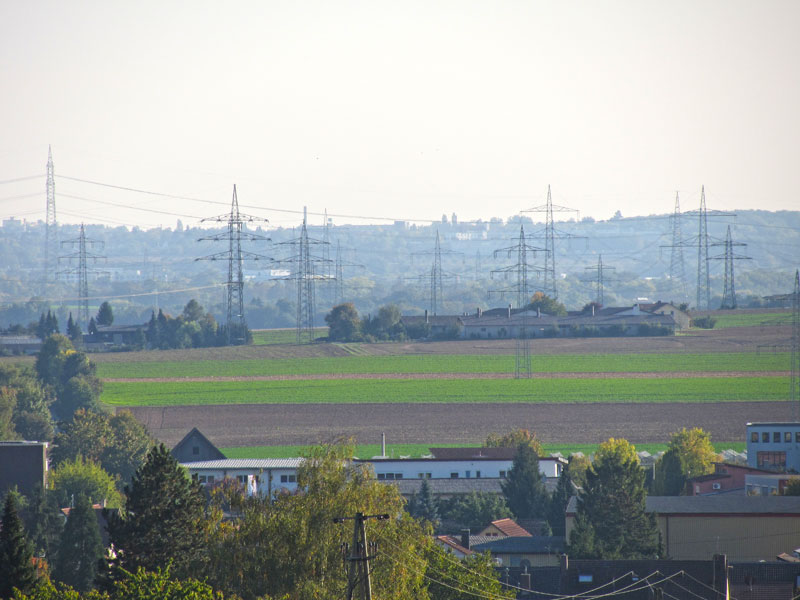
top-left (127, 401), bottom-right (789, 449)
top-left (104, 371), bottom-right (789, 383)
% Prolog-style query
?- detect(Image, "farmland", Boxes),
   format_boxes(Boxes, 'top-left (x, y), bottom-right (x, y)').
top-left (96, 351), bottom-right (789, 379)
top-left (101, 375), bottom-right (784, 407)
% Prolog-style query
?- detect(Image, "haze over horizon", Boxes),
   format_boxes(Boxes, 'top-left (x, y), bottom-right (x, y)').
top-left (2, 1), bottom-right (799, 229)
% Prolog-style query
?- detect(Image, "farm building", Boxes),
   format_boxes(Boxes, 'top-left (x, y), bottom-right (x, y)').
top-left (686, 462), bottom-right (775, 495)
top-left (180, 458), bottom-right (304, 495)
top-left (567, 496), bottom-right (800, 561)
top-left (171, 427), bottom-right (226, 463)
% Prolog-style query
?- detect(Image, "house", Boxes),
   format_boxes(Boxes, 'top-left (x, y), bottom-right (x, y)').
top-left (171, 428), bottom-right (226, 463)
top-left (0, 336), bottom-right (42, 355)
top-left (567, 496), bottom-right (800, 561)
top-left (82, 324), bottom-right (146, 350)
top-left (472, 535), bottom-right (565, 568)
top-left (478, 517), bottom-right (532, 538)
top-left (180, 458), bottom-right (303, 496)
top-left (434, 534), bottom-right (473, 558)
top-left (0, 441), bottom-right (48, 498)
top-left (400, 313), bottom-right (462, 338)
top-left (638, 301), bottom-right (691, 330)
top-left (745, 473), bottom-right (800, 496)
top-left (746, 422), bottom-right (800, 471)
top-left (686, 462), bottom-right (774, 495)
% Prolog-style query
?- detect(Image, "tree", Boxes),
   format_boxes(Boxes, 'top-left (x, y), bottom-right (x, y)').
top-left (88, 317), bottom-right (98, 336)
top-left (424, 542), bottom-right (514, 600)
top-left (668, 427), bottom-right (717, 479)
top-left (96, 303), bottom-right (113, 327)
top-left (106, 444), bottom-right (206, 580)
top-left (182, 299), bottom-right (205, 322)
top-left (325, 303), bottom-right (361, 341)
top-left (652, 448), bottom-right (686, 496)
top-left (34, 335), bottom-right (73, 388)
top-left (784, 479), bottom-right (800, 496)
top-left (484, 428), bottom-right (544, 456)
top-left (439, 491), bottom-right (511, 529)
top-left (66, 314), bottom-right (82, 346)
top-left (407, 478), bottom-right (440, 525)
top-left (21, 485), bottom-right (63, 561)
top-left (548, 463), bottom-right (575, 536)
top-left (48, 456), bottom-right (122, 509)
top-left (52, 495), bottom-right (103, 592)
top-left (0, 491), bottom-right (38, 598)
top-left (0, 386), bottom-right (16, 440)
top-left (566, 453), bottom-right (592, 489)
top-left (527, 291), bottom-right (567, 316)
top-left (501, 444), bottom-right (549, 520)
top-left (568, 438), bottom-right (660, 559)
top-left (34, 335), bottom-right (102, 421)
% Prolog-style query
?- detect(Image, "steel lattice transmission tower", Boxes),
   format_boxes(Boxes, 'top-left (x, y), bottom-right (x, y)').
top-left (668, 192), bottom-right (688, 302)
top-left (522, 185), bottom-right (582, 299)
top-left (197, 185), bottom-right (271, 341)
top-left (58, 224), bottom-right (106, 328)
top-left (710, 225), bottom-right (750, 309)
top-left (410, 230), bottom-right (460, 316)
top-left (44, 146), bottom-right (59, 282)
top-left (490, 225), bottom-right (546, 379)
top-left (583, 255), bottom-right (616, 306)
top-left (791, 270), bottom-right (800, 420)
top-left (276, 207), bottom-right (333, 344)
top-left (332, 241), bottom-right (364, 305)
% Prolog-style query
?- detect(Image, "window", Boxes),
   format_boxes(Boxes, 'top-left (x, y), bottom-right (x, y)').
top-left (762, 432), bottom-right (769, 443)
top-left (578, 575), bottom-right (593, 583)
top-left (377, 473), bottom-right (385, 480)
top-left (476, 471), bottom-right (481, 478)
top-left (236, 475), bottom-right (247, 484)
top-left (757, 451), bottom-right (787, 469)
top-left (450, 472), bottom-right (459, 479)
top-left (751, 432), bottom-right (759, 443)
top-left (786, 432), bottom-right (793, 443)
top-left (465, 471), bottom-right (471, 478)
top-left (499, 470), bottom-right (507, 478)
top-left (774, 432), bottom-right (781, 443)
top-left (417, 472), bottom-right (432, 479)
top-left (197, 475), bottom-right (215, 484)
top-left (796, 432), bottom-right (800, 443)
top-left (395, 473), bottom-right (403, 480)
top-left (280, 474), bottom-right (296, 483)
top-left (192, 446), bottom-right (200, 455)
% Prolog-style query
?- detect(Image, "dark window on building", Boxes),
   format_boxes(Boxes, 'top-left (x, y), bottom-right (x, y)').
top-left (192, 446), bottom-right (200, 455)
top-left (499, 470), bottom-right (507, 478)
top-left (774, 432), bottom-right (781, 443)
top-left (751, 432), bottom-right (759, 443)
top-left (757, 451), bottom-right (787, 469)
top-left (236, 475), bottom-right (247, 484)
top-left (395, 473), bottom-right (403, 480)
top-left (450, 472), bottom-right (459, 479)
top-left (476, 471), bottom-right (481, 478)
top-left (786, 432), bottom-right (792, 443)
top-left (376, 473), bottom-right (385, 480)
top-left (763, 432), bottom-right (770, 443)
top-left (796, 432), bottom-right (800, 443)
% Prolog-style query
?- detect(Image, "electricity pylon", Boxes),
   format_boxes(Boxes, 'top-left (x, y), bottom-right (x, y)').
top-left (410, 230), bottom-right (461, 316)
top-left (683, 186), bottom-right (736, 309)
top-left (197, 185), bottom-right (271, 341)
top-left (333, 240), bottom-right (364, 305)
top-left (44, 146), bottom-right (59, 283)
top-left (668, 192), bottom-right (688, 302)
top-left (583, 255), bottom-right (616, 306)
top-left (710, 225), bottom-right (750, 309)
top-left (792, 270), bottom-right (800, 420)
top-left (275, 207), bottom-right (333, 344)
top-left (58, 224), bottom-right (106, 328)
top-left (490, 225), bottom-right (546, 379)
top-left (521, 185), bottom-right (582, 299)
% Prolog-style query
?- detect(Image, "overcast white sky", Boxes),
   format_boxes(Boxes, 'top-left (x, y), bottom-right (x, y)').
top-left (1, 1), bottom-right (798, 229)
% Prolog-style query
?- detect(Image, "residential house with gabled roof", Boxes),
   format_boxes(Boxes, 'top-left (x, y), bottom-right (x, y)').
top-left (171, 427), bottom-right (226, 463)
top-left (478, 518), bottom-right (532, 538)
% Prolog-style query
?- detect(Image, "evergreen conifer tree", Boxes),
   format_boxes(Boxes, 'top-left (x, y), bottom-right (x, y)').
top-left (0, 491), bottom-right (38, 597)
top-left (23, 485), bottom-right (63, 561)
top-left (88, 317), bottom-right (98, 336)
top-left (53, 494), bottom-right (103, 592)
top-left (407, 479), bottom-right (440, 525)
top-left (652, 448), bottom-right (686, 496)
top-left (106, 444), bottom-right (206, 579)
top-left (96, 302), bottom-right (114, 327)
top-left (66, 313), bottom-right (82, 344)
top-left (548, 463), bottom-right (574, 536)
top-left (501, 443), bottom-right (550, 520)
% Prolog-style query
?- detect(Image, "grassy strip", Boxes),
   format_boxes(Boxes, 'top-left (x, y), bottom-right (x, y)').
top-left (711, 312), bottom-right (791, 329)
top-left (96, 352), bottom-right (790, 379)
top-left (221, 441), bottom-right (747, 459)
top-left (252, 328), bottom-right (329, 345)
top-left (100, 375), bottom-right (786, 407)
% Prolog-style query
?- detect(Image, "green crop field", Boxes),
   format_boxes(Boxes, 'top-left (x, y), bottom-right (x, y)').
top-left (100, 375), bottom-right (785, 407)
top-left (709, 311), bottom-right (792, 329)
top-left (221, 441), bottom-right (747, 459)
top-left (252, 328), bottom-right (329, 345)
top-left (96, 352), bottom-right (790, 379)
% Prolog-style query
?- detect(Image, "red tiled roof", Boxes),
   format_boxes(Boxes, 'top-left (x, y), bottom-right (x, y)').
top-left (490, 518), bottom-right (532, 537)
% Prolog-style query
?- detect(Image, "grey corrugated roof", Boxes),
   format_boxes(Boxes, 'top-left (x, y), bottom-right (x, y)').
top-left (567, 495), bottom-right (800, 515)
top-left (472, 536), bottom-right (566, 554)
top-left (386, 477), bottom-right (560, 495)
top-left (181, 458), bottom-right (303, 469)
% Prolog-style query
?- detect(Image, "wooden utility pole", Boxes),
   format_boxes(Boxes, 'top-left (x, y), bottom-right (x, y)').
top-left (334, 512), bottom-right (389, 600)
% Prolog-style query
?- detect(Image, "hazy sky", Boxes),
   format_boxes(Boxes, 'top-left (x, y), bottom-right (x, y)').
top-left (1, 1), bottom-right (798, 229)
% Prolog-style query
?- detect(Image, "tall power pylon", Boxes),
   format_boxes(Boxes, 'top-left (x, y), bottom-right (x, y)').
top-left (276, 207), bottom-right (333, 344)
top-left (411, 230), bottom-right (460, 316)
top-left (333, 240), bottom-right (364, 305)
top-left (583, 255), bottom-right (616, 306)
top-left (710, 225), bottom-right (750, 309)
top-left (668, 192), bottom-right (688, 302)
top-left (490, 225), bottom-right (545, 379)
top-left (522, 185), bottom-right (582, 299)
top-left (791, 270), bottom-right (799, 420)
top-left (44, 146), bottom-right (59, 283)
top-left (197, 185), bottom-right (271, 341)
top-left (58, 224), bottom-right (105, 328)
top-left (683, 186), bottom-right (736, 309)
